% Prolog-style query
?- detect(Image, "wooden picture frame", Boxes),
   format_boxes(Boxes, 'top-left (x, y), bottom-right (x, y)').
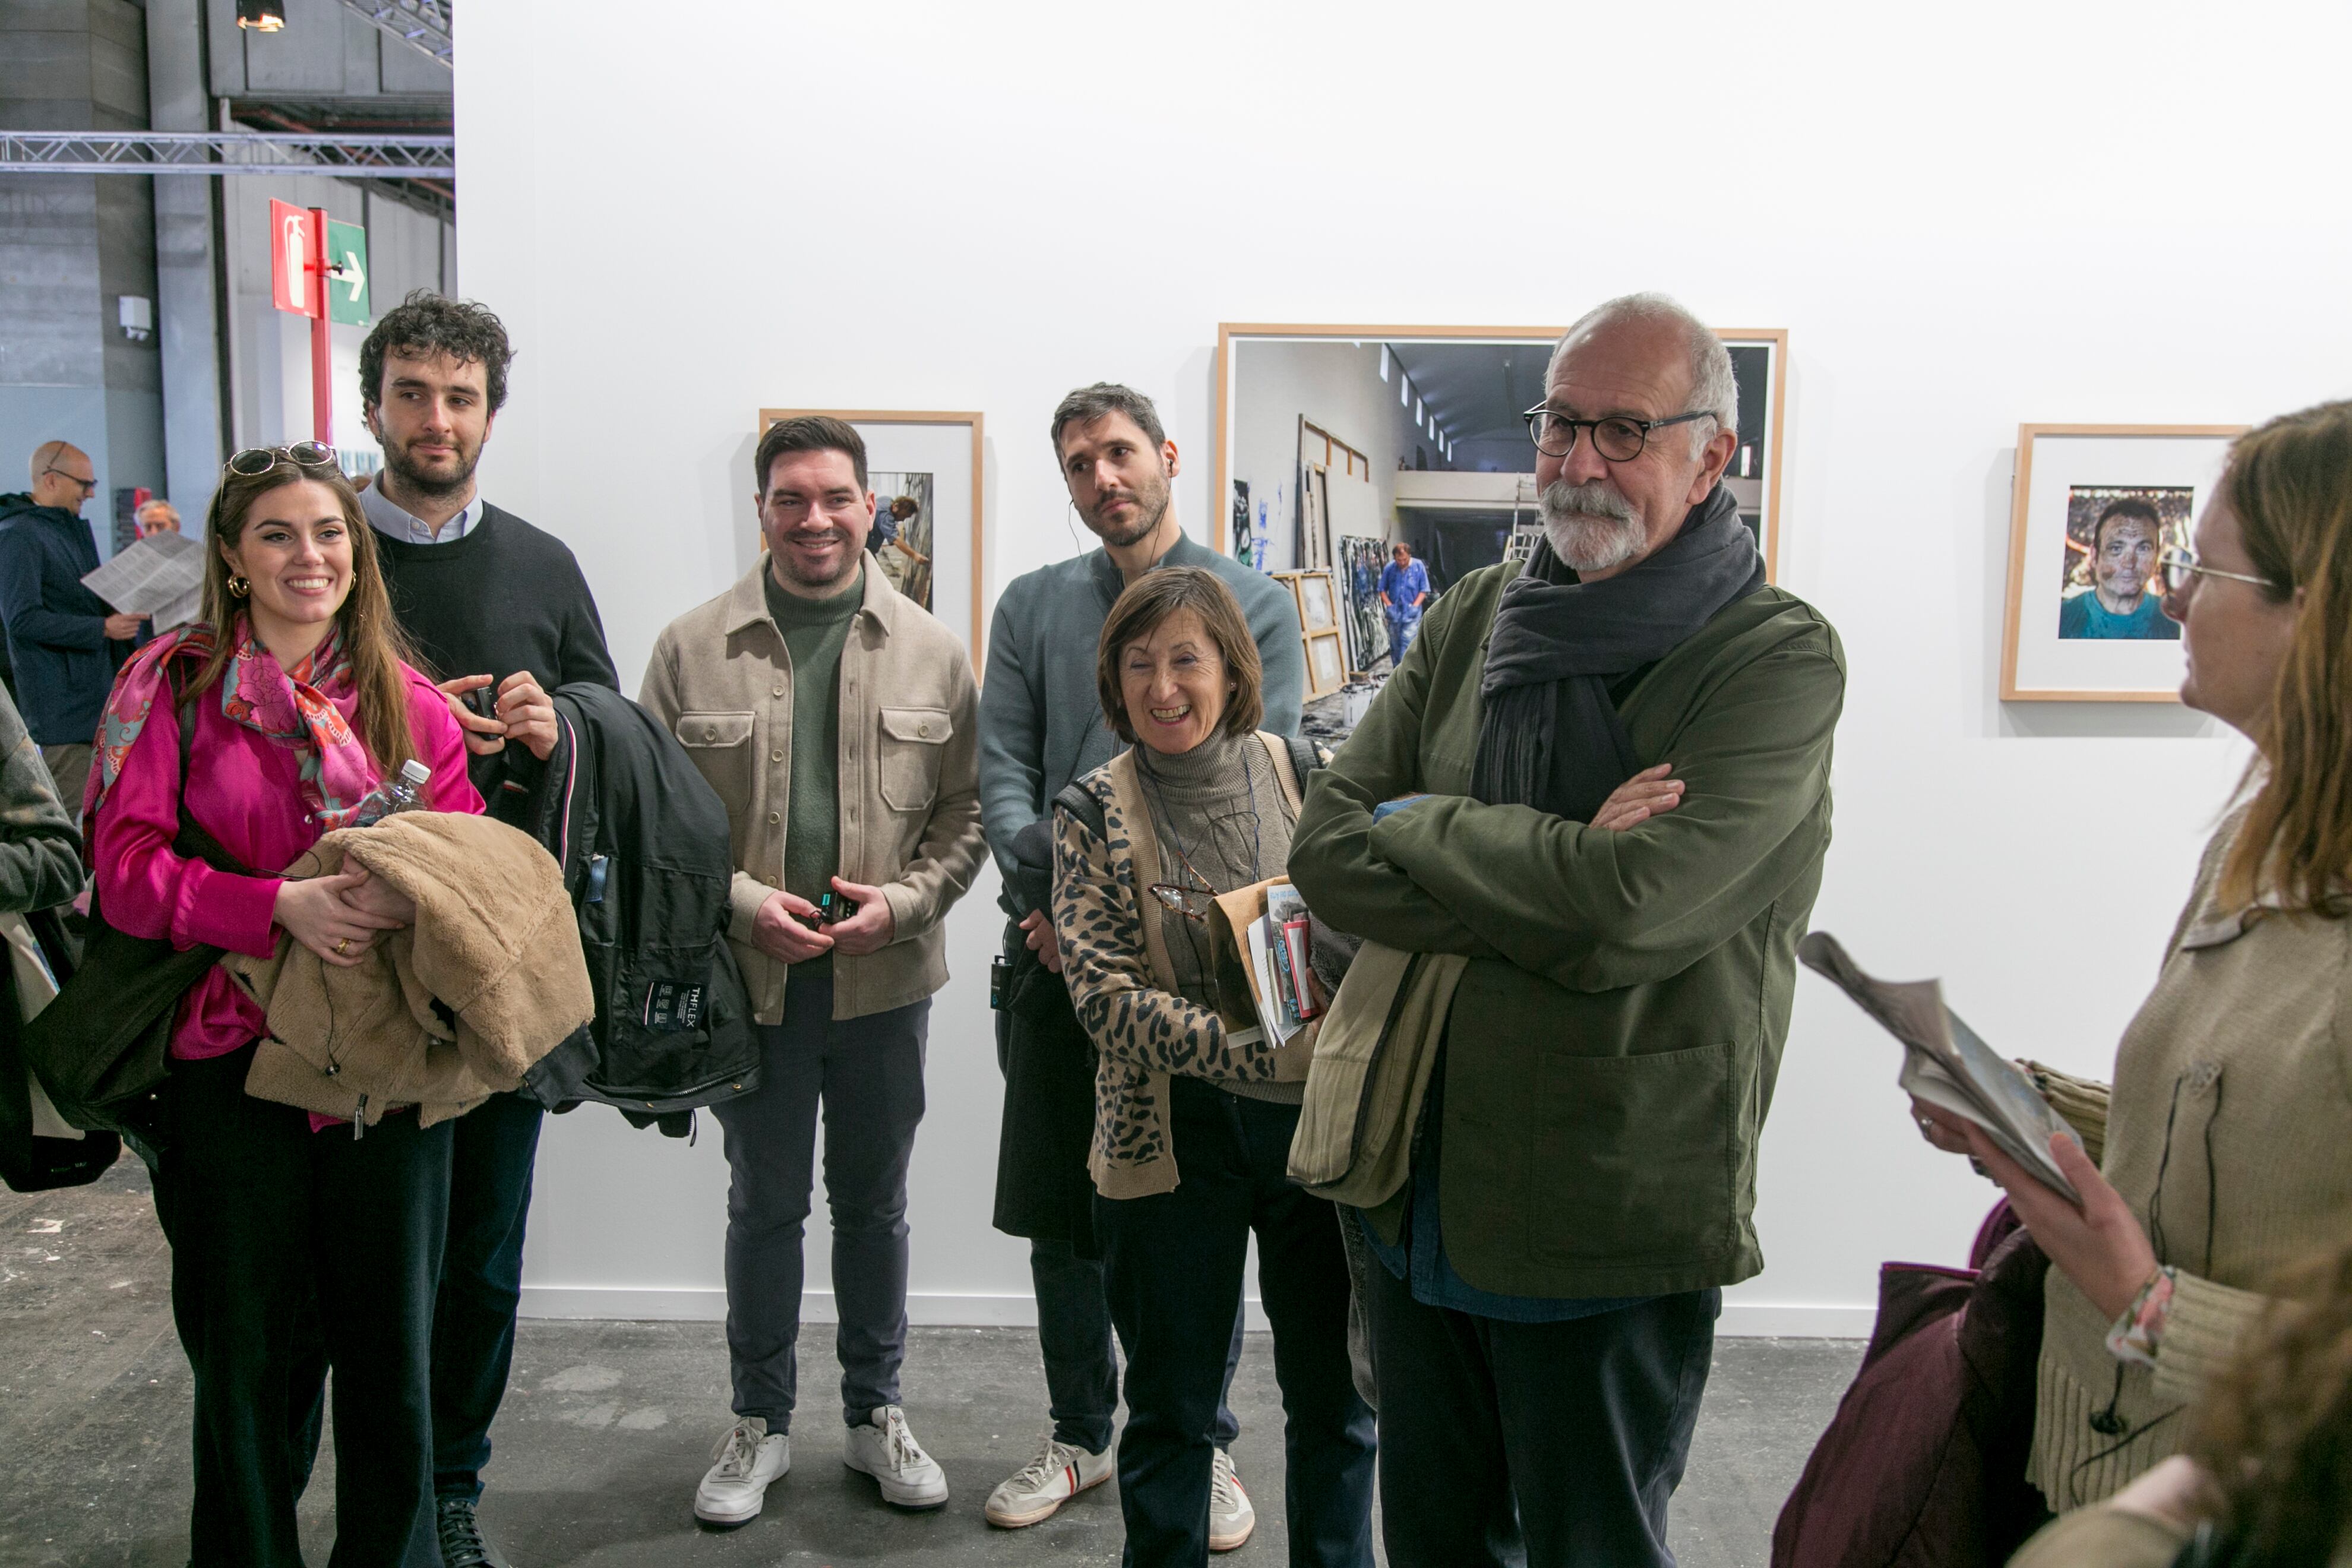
top-left (1304, 629), bottom-right (1346, 699)
top-left (1215, 323), bottom-right (1790, 583)
top-left (1999, 423), bottom-right (2244, 702)
top-left (1274, 569), bottom-right (1338, 631)
top-left (755, 408), bottom-right (985, 659)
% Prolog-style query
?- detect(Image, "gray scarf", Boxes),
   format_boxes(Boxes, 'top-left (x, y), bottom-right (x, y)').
top-left (1471, 484), bottom-right (1764, 818)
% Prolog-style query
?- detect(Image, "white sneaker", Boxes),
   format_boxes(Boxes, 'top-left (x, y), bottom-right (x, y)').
top-left (1209, 1447), bottom-right (1256, 1552)
top-left (694, 1415), bottom-right (789, 1526)
top-left (984, 1431), bottom-right (1114, 1527)
top-left (843, 1405), bottom-right (950, 1509)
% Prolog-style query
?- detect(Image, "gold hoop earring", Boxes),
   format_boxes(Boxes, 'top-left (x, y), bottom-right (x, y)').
top-left (227, 576), bottom-right (251, 599)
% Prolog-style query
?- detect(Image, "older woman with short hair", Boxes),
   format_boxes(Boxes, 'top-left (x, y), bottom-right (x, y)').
top-left (1908, 400), bottom-right (2352, 1520)
top-left (1052, 566), bottom-right (1375, 1567)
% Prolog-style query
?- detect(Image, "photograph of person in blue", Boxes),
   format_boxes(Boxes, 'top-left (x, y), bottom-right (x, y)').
top-left (2057, 494), bottom-right (2182, 640)
top-left (1378, 539), bottom-right (1430, 665)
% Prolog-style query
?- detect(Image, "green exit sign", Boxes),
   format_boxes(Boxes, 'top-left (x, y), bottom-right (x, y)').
top-left (325, 219), bottom-right (369, 325)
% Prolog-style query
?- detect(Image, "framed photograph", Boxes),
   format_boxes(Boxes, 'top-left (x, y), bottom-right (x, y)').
top-left (1215, 324), bottom-right (1789, 592)
top-left (1305, 629), bottom-right (1346, 698)
top-left (1999, 424), bottom-right (2244, 701)
top-left (755, 409), bottom-right (984, 656)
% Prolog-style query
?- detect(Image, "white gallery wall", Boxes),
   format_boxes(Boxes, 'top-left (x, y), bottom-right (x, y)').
top-left (455, 2), bottom-right (2351, 1335)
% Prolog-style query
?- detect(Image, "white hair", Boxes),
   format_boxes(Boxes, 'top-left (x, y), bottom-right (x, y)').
top-left (1545, 291), bottom-right (1737, 457)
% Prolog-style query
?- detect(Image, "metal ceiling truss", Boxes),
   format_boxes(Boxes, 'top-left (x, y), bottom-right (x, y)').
top-left (337, 0), bottom-right (454, 68)
top-left (0, 130), bottom-right (454, 177)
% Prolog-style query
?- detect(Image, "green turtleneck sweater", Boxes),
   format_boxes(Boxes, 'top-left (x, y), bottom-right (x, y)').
top-left (764, 563), bottom-right (863, 977)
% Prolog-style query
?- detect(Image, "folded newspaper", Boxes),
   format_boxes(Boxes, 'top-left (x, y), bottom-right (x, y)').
top-left (82, 530), bottom-right (204, 631)
top-left (1797, 931), bottom-right (2082, 1203)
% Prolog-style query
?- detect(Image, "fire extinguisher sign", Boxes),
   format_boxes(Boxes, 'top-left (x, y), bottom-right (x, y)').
top-left (268, 199), bottom-right (320, 318)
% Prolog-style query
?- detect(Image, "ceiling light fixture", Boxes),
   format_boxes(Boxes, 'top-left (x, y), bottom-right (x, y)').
top-left (236, 0), bottom-right (286, 30)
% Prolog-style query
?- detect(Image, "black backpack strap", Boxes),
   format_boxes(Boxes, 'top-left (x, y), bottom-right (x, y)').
top-left (1285, 734), bottom-right (1322, 782)
top-left (1051, 781), bottom-right (1107, 845)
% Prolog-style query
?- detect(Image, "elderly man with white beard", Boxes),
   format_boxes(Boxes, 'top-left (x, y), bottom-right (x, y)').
top-left (1288, 292), bottom-right (1847, 1568)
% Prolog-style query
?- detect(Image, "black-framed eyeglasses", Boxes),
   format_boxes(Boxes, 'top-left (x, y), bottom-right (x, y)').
top-left (40, 464), bottom-right (96, 496)
top-left (2157, 544), bottom-right (2273, 596)
top-left (224, 441), bottom-right (338, 478)
top-left (1522, 405), bottom-right (1714, 461)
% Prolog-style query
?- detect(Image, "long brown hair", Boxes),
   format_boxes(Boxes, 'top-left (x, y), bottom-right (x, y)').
top-left (2216, 400), bottom-right (2352, 913)
top-left (192, 459), bottom-right (423, 791)
top-left (2186, 1238), bottom-right (2352, 1562)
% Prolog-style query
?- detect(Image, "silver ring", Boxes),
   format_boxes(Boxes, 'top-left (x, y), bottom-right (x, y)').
top-left (1916, 1115), bottom-right (1935, 1133)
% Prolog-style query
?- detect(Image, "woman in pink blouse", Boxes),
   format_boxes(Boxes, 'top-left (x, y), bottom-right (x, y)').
top-left (87, 445), bottom-right (481, 1567)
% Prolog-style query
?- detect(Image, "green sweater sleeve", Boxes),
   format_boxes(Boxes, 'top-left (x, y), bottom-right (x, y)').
top-left (1368, 643), bottom-right (1843, 992)
top-left (1287, 591), bottom-right (1502, 959)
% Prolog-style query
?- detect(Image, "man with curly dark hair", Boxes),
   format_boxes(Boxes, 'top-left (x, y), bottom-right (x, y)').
top-left (356, 289), bottom-right (618, 1568)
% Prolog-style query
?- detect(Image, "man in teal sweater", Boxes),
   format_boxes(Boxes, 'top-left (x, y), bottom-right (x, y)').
top-left (1289, 294), bottom-right (1845, 1568)
top-left (977, 384), bottom-right (1303, 1541)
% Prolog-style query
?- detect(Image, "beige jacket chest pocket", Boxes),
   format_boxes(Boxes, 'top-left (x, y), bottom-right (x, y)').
top-left (674, 711), bottom-right (757, 802)
top-left (878, 706), bottom-right (951, 812)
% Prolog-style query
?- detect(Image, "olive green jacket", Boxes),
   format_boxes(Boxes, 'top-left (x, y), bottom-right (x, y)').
top-left (1288, 562), bottom-right (1845, 1298)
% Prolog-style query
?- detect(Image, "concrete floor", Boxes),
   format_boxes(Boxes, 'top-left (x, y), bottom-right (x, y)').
top-left (2, 1159), bottom-right (1864, 1568)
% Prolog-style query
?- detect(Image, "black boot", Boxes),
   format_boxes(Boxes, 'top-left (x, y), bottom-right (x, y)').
top-left (436, 1496), bottom-right (514, 1568)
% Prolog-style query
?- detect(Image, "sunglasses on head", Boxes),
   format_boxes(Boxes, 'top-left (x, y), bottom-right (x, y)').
top-left (223, 441), bottom-right (339, 478)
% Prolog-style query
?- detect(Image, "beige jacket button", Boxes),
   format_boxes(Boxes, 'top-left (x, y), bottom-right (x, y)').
top-left (918, 722), bottom-right (931, 737)
top-left (703, 726), bottom-right (716, 741)
top-left (772, 686), bottom-right (785, 698)
top-left (771, 750), bottom-right (785, 762)
top-left (767, 811), bottom-right (780, 824)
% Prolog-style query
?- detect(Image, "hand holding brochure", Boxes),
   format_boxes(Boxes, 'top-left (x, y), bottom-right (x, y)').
top-left (1797, 931), bottom-right (2083, 1203)
top-left (1206, 878), bottom-right (1326, 1050)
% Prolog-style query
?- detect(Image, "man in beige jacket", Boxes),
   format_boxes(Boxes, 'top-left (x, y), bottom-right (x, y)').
top-left (641, 415), bottom-right (984, 1528)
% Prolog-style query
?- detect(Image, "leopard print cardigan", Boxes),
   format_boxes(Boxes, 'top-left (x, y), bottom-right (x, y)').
top-left (1051, 737), bottom-right (1303, 1200)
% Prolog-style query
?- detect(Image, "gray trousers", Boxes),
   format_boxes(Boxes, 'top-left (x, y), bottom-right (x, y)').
top-left (40, 742), bottom-right (91, 814)
top-left (712, 975), bottom-right (929, 1431)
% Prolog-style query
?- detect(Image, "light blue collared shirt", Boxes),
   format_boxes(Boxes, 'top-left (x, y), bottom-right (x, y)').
top-left (361, 480), bottom-right (479, 545)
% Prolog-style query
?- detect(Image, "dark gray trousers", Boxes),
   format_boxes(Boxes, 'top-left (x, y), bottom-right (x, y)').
top-left (712, 976), bottom-right (928, 1431)
top-left (1364, 1259), bottom-right (1719, 1568)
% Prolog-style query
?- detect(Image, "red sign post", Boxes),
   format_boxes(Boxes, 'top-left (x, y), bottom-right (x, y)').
top-left (266, 198), bottom-right (335, 443)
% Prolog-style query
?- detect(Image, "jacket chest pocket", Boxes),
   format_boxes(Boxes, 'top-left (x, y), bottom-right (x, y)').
top-left (878, 706), bottom-right (951, 812)
top-left (674, 711), bottom-right (756, 804)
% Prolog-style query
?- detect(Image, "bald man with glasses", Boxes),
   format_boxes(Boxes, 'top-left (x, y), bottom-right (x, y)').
top-left (0, 441), bottom-right (144, 805)
top-left (1289, 292), bottom-right (1846, 1567)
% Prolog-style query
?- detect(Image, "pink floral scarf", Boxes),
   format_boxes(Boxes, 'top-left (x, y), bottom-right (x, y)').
top-left (84, 618), bottom-right (381, 840)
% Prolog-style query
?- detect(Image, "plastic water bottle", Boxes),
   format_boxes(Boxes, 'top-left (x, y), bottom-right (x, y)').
top-left (350, 759), bottom-right (432, 827)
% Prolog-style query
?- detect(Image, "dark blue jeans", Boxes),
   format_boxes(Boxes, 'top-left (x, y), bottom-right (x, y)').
top-left (431, 1090), bottom-right (543, 1501)
top-left (1364, 1259), bottom-right (1719, 1568)
top-left (1030, 1237), bottom-right (1244, 1456)
top-left (713, 977), bottom-right (928, 1430)
top-left (1096, 1077), bottom-right (1376, 1568)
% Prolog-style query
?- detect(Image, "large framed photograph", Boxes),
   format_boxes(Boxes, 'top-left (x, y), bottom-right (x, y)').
top-left (1213, 324), bottom-right (1790, 608)
top-left (755, 408), bottom-right (984, 656)
top-left (1999, 424), bottom-right (2244, 702)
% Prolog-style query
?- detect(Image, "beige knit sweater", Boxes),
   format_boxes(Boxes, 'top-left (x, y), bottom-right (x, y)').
top-left (2031, 805), bottom-right (2352, 1510)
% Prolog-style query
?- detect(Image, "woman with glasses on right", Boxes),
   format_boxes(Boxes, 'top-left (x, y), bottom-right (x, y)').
top-left (1907, 400), bottom-right (2352, 1520)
